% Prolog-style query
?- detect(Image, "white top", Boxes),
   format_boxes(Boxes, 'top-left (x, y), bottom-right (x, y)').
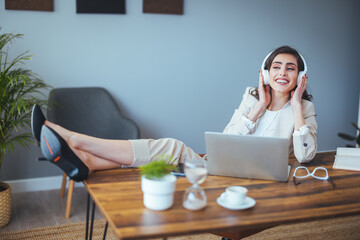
top-left (223, 87), bottom-right (317, 163)
top-left (253, 104), bottom-right (286, 137)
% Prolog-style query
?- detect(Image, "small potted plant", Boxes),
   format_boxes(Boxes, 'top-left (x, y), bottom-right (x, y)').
top-left (338, 122), bottom-right (360, 148)
top-left (140, 155), bottom-right (177, 211)
top-left (0, 29), bottom-right (50, 227)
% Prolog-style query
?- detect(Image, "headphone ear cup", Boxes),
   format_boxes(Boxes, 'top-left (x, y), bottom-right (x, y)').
top-left (262, 69), bottom-right (269, 85)
top-left (297, 71), bottom-right (306, 84)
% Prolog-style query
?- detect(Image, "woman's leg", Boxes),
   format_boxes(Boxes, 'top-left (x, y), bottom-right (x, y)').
top-left (75, 149), bottom-right (123, 172)
top-left (44, 121), bottom-right (134, 170)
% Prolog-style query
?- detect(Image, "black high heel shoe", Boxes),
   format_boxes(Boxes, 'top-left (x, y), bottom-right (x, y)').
top-left (40, 125), bottom-right (89, 182)
top-left (31, 104), bottom-right (46, 142)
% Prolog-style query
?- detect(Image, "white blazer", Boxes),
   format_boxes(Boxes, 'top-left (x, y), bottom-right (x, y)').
top-left (223, 87), bottom-right (317, 163)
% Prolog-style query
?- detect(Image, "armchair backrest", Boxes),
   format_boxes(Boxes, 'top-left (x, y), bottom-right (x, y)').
top-left (47, 87), bottom-right (140, 140)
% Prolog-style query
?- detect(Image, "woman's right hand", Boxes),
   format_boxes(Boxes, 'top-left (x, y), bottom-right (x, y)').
top-left (245, 71), bottom-right (271, 122)
top-left (258, 70), bottom-right (271, 109)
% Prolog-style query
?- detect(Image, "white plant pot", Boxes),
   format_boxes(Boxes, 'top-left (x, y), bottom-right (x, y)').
top-left (141, 174), bottom-right (177, 211)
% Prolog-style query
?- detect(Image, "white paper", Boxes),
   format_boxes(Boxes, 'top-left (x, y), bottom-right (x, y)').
top-left (333, 147), bottom-right (360, 171)
top-left (336, 147), bottom-right (360, 156)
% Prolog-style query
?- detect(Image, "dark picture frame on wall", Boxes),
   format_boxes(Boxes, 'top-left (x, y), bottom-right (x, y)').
top-left (143, 0), bottom-right (183, 15)
top-left (5, 0), bottom-right (54, 11)
top-left (76, 0), bottom-right (126, 14)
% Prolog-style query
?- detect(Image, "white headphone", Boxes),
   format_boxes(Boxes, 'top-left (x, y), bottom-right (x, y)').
top-left (261, 51), bottom-right (307, 85)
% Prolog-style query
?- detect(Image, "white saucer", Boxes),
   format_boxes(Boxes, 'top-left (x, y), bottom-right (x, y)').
top-left (216, 193), bottom-right (256, 210)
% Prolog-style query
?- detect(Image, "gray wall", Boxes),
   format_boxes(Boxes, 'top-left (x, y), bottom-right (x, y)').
top-left (1, 0), bottom-right (359, 180)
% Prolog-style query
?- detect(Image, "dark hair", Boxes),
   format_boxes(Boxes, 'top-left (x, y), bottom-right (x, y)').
top-left (251, 45), bottom-right (312, 102)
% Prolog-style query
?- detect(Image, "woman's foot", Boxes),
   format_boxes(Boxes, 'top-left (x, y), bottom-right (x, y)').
top-left (44, 120), bottom-right (73, 142)
top-left (40, 125), bottom-right (89, 182)
top-left (31, 104), bottom-right (46, 142)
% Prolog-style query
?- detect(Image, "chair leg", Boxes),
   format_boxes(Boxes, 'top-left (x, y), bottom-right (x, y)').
top-left (60, 173), bottom-right (67, 198)
top-left (65, 179), bottom-right (75, 219)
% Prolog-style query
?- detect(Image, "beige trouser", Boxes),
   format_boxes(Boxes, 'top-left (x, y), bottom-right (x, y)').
top-left (127, 138), bottom-right (202, 167)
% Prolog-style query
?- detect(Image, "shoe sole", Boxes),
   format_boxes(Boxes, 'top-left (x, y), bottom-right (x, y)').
top-left (31, 104), bottom-right (46, 142)
top-left (40, 125), bottom-right (89, 182)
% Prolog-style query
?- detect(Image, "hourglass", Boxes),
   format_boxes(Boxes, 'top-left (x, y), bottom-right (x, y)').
top-left (182, 158), bottom-right (208, 210)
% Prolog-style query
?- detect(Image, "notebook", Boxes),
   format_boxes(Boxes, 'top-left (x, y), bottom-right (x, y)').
top-left (205, 132), bottom-right (291, 181)
top-left (333, 147), bottom-right (360, 171)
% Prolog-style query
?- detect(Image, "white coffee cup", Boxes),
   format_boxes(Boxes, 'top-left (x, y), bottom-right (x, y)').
top-left (222, 186), bottom-right (248, 205)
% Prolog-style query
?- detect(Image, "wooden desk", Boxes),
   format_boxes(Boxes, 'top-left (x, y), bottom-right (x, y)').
top-left (83, 151), bottom-right (360, 239)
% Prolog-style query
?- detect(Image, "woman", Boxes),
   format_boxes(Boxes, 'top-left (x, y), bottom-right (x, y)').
top-left (32, 46), bottom-right (317, 182)
top-left (223, 46), bottom-right (317, 163)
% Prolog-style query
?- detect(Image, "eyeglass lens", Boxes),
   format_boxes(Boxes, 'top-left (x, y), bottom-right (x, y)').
top-left (312, 168), bottom-right (328, 178)
top-left (294, 167), bottom-right (309, 177)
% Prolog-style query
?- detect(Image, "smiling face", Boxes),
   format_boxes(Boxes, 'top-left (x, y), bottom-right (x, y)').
top-left (268, 53), bottom-right (298, 94)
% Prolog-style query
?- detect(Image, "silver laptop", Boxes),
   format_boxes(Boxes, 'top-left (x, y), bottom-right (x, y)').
top-left (205, 132), bottom-right (291, 181)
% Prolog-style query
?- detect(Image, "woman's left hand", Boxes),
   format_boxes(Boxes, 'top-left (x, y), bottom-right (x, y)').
top-left (290, 74), bottom-right (308, 110)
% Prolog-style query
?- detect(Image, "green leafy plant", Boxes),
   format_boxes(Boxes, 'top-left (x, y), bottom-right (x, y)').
top-left (0, 29), bottom-right (51, 177)
top-left (338, 122), bottom-right (360, 147)
top-left (139, 155), bottom-right (176, 180)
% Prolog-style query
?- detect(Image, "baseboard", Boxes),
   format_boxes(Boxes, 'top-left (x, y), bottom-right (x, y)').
top-left (5, 175), bottom-right (84, 193)
top-left (317, 149), bottom-right (336, 152)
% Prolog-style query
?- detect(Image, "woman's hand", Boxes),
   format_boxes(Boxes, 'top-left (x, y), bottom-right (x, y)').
top-left (258, 70), bottom-right (271, 109)
top-left (245, 71), bottom-right (271, 122)
top-left (290, 74), bottom-right (308, 110)
top-left (291, 74), bottom-right (308, 130)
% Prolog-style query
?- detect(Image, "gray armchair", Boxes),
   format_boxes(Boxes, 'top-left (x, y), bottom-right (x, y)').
top-left (47, 87), bottom-right (140, 218)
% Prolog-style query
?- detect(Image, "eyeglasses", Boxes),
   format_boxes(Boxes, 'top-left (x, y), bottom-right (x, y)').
top-left (293, 166), bottom-right (335, 189)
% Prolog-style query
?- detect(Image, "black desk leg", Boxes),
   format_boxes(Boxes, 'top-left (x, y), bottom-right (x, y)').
top-left (89, 200), bottom-right (96, 240)
top-left (103, 222), bottom-right (108, 240)
top-left (85, 192), bottom-right (108, 240)
top-left (85, 193), bottom-right (90, 240)
top-left (85, 193), bottom-right (96, 240)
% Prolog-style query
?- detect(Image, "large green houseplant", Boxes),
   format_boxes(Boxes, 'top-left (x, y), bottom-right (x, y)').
top-left (0, 29), bottom-right (50, 227)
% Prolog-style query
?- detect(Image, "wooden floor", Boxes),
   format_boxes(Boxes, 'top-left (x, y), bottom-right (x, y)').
top-left (0, 186), bottom-right (104, 233)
